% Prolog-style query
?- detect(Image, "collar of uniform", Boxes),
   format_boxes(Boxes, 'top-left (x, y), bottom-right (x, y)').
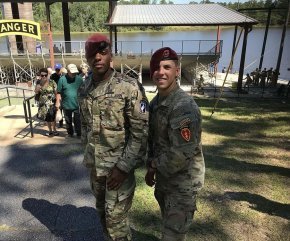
top-left (157, 85), bottom-right (180, 106)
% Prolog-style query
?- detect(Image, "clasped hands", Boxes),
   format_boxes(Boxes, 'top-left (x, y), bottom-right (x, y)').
top-left (107, 162), bottom-right (157, 190)
top-left (145, 160), bottom-right (156, 187)
top-left (107, 166), bottom-right (128, 190)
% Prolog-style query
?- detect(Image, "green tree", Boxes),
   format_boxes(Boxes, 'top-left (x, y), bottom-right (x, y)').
top-left (31, 0), bottom-right (289, 33)
top-left (140, 0), bottom-right (150, 4)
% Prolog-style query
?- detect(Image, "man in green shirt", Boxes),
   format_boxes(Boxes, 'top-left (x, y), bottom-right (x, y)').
top-left (56, 64), bottom-right (83, 137)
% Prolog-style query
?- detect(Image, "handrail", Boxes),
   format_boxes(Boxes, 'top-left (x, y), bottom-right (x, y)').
top-left (0, 85), bottom-right (35, 137)
top-left (0, 39), bottom-right (223, 57)
top-left (0, 85), bottom-right (33, 106)
top-left (23, 95), bottom-right (35, 138)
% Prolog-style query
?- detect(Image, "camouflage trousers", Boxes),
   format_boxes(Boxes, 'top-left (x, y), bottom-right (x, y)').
top-left (90, 169), bottom-right (135, 241)
top-left (155, 188), bottom-right (197, 241)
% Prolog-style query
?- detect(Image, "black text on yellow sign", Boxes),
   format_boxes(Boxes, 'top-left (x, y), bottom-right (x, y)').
top-left (0, 19), bottom-right (41, 40)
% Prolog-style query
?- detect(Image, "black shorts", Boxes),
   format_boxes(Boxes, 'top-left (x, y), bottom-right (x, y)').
top-left (45, 107), bottom-right (56, 122)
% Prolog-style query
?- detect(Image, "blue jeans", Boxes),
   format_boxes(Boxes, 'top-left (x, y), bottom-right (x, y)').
top-left (63, 109), bottom-right (81, 136)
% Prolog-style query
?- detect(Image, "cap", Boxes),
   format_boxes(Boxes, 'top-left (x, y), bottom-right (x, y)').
top-left (85, 33), bottom-right (111, 59)
top-left (67, 64), bottom-right (79, 74)
top-left (54, 63), bottom-right (62, 70)
top-left (150, 47), bottom-right (178, 78)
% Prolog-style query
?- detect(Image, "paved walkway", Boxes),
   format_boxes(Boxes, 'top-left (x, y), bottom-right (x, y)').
top-left (0, 106), bottom-right (104, 241)
top-left (0, 105), bottom-right (156, 241)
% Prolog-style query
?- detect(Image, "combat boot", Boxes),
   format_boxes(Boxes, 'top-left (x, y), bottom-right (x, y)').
top-left (115, 238), bottom-right (129, 241)
top-left (103, 232), bottom-right (113, 241)
top-left (162, 234), bottom-right (186, 241)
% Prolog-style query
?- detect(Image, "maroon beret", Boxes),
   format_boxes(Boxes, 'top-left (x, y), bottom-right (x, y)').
top-left (150, 47), bottom-right (178, 78)
top-left (85, 33), bottom-right (111, 59)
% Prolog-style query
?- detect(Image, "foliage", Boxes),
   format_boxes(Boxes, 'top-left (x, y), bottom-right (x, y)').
top-left (30, 0), bottom-right (289, 33)
top-left (33, 2), bottom-right (109, 32)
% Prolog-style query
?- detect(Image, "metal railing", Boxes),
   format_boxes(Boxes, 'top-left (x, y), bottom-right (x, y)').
top-left (0, 85), bottom-right (33, 106)
top-left (23, 95), bottom-right (35, 138)
top-left (0, 39), bottom-right (223, 57)
top-left (0, 85), bottom-right (35, 137)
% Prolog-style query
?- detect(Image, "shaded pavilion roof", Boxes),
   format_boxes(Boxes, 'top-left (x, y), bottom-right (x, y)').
top-left (107, 4), bottom-right (258, 27)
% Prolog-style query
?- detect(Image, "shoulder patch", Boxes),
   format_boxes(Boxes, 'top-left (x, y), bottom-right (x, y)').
top-left (179, 117), bottom-right (191, 128)
top-left (140, 99), bottom-right (147, 114)
top-left (180, 127), bottom-right (191, 142)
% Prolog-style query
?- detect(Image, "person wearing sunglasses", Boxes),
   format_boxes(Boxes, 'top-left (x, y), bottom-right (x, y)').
top-left (34, 68), bottom-right (59, 137)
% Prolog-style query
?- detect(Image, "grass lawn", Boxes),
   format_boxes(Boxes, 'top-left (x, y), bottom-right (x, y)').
top-left (0, 98), bottom-right (25, 108)
top-left (131, 96), bottom-right (290, 241)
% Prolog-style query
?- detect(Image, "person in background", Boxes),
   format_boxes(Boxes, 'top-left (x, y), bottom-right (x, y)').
top-left (50, 63), bottom-right (63, 85)
top-left (79, 63), bottom-right (90, 81)
top-left (260, 68), bottom-right (267, 89)
top-left (197, 74), bottom-right (205, 94)
top-left (47, 67), bottom-right (53, 77)
top-left (266, 67), bottom-right (273, 86)
top-left (78, 33), bottom-right (148, 241)
top-left (50, 63), bottom-right (64, 127)
top-left (34, 68), bottom-right (59, 137)
top-left (243, 73), bottom-right (253, 91)
top-left (252, 68), bottom-right (260, 86)
top-left (55, 64), bottom-right (83, 137)
top-left (60, 67), bottom-right (67, 76)
top-left (145, 47), bottom-right (205, 241)
top-left (222, 67), bottom-right (226, 73)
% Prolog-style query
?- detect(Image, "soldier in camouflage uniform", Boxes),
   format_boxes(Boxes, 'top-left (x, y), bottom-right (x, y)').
top-left (145, 47), bottom-right (205, 241)
top-left (78, 33), bottom-right (148, 241)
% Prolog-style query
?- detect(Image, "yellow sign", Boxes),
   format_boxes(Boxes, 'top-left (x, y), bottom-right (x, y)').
top-left (0, 19), bottom-right (41, 40)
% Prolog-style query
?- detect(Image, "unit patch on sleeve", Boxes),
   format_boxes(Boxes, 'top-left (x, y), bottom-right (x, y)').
top-left (180, 127), bottom-right (191, 142)
top-left (140, 100), bottom-right (147, 114)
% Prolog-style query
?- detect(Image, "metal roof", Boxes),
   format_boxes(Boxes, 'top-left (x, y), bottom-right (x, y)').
top-left (107, 4), bottom-right (258, 26)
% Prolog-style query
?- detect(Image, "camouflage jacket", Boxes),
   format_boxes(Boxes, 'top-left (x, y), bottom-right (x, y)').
top-left (148, 86), bottom-right (205, 192)
top-left (78, 69), bottom-right (148, 176)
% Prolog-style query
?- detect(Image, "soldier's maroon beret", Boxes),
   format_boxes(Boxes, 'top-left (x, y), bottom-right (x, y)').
top-left (85, 33), bottom-right (111, 59)
top-left (150, 47), bottom-right (178, 78)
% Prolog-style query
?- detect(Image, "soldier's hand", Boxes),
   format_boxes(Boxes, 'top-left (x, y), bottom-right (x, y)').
top-left (145, 167), bottom-right (156, 187)
top-left (107, 166), bottom-right (128, 190)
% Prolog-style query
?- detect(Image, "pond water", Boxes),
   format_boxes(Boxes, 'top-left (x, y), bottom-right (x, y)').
top-left (1, 27), bottom-right (289, 79)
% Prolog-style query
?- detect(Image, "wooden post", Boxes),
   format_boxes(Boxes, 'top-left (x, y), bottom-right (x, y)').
top-left (259, 7), bottom-right (272, 70)
top-left (47, 23), bottom-right (55, 69)
top-left (62, 2), bottom-right (71, 53)
top-left (231, 25), bottom-right (238, 73)
top-left (275, 0), bottom-right (290, 80)
top-left (237, 25), bottom-right (250, 93)
top-left (215, 25), bottom-right (221, 75)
